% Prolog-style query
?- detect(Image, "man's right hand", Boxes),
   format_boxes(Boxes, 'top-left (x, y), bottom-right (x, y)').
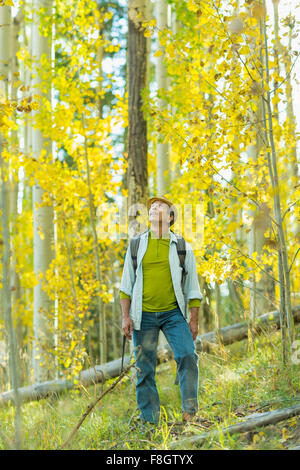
top-left (122, 315), bottom-right (134, 340)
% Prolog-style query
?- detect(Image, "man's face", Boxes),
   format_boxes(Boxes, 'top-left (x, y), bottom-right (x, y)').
top-left (149, 200), bottom-right (171, 225)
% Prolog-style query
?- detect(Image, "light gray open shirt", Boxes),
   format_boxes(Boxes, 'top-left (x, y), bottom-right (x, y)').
top-left (119, 228), bottom-right (203, 331)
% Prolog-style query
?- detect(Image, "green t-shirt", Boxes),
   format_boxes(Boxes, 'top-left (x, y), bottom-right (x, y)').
top-left (120, 229), bottom-right (201, 312)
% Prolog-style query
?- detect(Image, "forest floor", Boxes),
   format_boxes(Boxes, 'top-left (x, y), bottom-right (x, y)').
top-left (1, 326), bottom-right (300, 450)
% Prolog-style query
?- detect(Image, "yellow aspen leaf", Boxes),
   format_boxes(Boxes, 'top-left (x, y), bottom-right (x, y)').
top-left (281, 428), bottom-right (289, 442)
top-left (64, 358), bottom-right (71, 368)
top-left (288, 418), bottom-right (297, 426)
top-left (166, 43), bottom-right (175, 58)
top-left (187, 0), bottom-right (198, 12)
top-left (239, 46), bottom-right (250, 55)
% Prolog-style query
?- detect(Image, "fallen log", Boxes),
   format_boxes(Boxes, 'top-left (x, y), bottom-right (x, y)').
top-left (195, 305), bottom-right (300, 352)
top-left (0, 305), bottom-right (299, 407)
top-left (0, 355), bottom-right (132, 407)
top-left (170, 403), bottom-right (300, 449)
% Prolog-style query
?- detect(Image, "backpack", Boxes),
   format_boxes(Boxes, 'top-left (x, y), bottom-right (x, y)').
top-left (130, 229), bottom-right (188, 293)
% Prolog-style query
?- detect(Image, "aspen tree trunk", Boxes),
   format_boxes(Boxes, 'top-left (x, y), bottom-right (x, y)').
top-left (112, 289), bottom-right (118, 359)
top-left (201, 279), bottom-right (213, 333)
top-left (0, 3), bottom-right (22, 449)
top-left (262, 4), bottom-right (294, 360)
top-left (284, 14), bottom-right (300, 311)
top-left (272, 2), bottom-right (298, 189)
top-left (155, 0), bottom-right (169, 194)
top-left (145, 0), bottom-right (152, 94)
top-left (100, 303), bottom-right (107, 364)
top-left (20, 1), bottom-right (32, 381)
top-left (111, 258), bottom-right (119, 360)
top-left (52, 4), bottom-right (58, 377)
top-left (246, 0), bottom-right (271, 321)
top-left (31, 0), bottom-right (55, 382)
top-left (10, 8), bottom-right (25, 386)
top-left (95, 11), bottom-right (107, 364)
top-left (82, 122), bottom-right (106, 365)
top-left (0, 156), bottom-right (22, 449)
top-left (246, 141), bottom-right (271, 321)
top-left (128, 0), bottom-right (148, 238)
top-left (214, 282), bottom-right (221, 334)
top-left (272, 0), bottom-right (280, 122)
top-left (170, 7), bottom-right (182, 181)
top-left (202, 92), bottom-right (218, 331)
top-left (284, 17), bottom-right (300, 188)
top-left (96, 3), bottom-right (104, 120)
top-left (225, 1), bottom-right (245, 322)
top-left (255, 10), bottom-right (288, 360)
top-left (264, 1), bottom-right (280, 308)
top-left (227, 278), bottom-right (244, 315)
top-left (200, 194), bottom-right (213, 333)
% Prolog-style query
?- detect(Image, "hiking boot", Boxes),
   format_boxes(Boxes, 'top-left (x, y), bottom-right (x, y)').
top-left (182, 412), bottom-right (197, 423)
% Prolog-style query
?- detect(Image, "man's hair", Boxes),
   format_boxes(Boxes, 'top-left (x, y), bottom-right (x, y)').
top-left (169, 209), bottom-right (175, 226)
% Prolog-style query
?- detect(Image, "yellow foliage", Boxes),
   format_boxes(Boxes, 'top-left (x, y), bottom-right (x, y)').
top-left (0, 0), bottom-right (127, 376)
top-left (143, 0), bottom-right (299, 317)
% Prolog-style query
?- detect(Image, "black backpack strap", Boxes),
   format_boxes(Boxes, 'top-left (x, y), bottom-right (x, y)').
top-left (174, 233), bottom-right (187, 291)
top-left (130, 229), bottom-right (149, 278)
top-left (130, 236), bottom-right (140, 278)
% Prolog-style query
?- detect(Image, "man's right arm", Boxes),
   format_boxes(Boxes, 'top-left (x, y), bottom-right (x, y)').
top-left (121, 296), bottom-right (133, 340)
top-left (119, 244), bottom-right (135, 339)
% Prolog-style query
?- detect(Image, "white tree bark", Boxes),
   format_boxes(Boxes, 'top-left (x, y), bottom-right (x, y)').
top-left (284, 12), bottom-right (300, 216)
top-left (0, 3), bottom-right (23, 449)
top-left (0, 5), bottom-right (10, 92)
top-left (262, 7), bottom-right (295, 356)
top-left (31, 0), bottom-right (55, 382)
top-left (247, 143), bottom-right (270, 321)
top-left (155, 0), bottom-right (169, 194)
top-left (169, 6), bottom-right (181, 182)
top-left (245, 1), bottom-right (271, 322)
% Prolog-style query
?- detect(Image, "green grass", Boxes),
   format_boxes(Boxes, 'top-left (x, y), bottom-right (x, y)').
top-left (1, 329), bottom-right (300, 450)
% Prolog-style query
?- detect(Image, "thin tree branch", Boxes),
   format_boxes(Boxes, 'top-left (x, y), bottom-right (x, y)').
top-left (282, 198), bottom-right (300, 221)
top-left (233, 279), bottom-right (279, 310)
top-left (270, 49), bottom-right (300, 94)
top-left (289, 247), bottom-right (300, 274)
top-left (222, 241), bottom-right (281, 285)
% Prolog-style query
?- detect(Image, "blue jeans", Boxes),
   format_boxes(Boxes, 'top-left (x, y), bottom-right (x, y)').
top-left (133, 307), bottom-right (199, 424)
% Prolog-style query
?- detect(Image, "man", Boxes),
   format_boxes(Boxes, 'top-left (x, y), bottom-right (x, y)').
top-left (119, 196), bottom-right (203, 425)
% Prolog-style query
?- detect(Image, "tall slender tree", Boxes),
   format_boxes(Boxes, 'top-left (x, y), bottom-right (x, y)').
top-left (261, 0), bottom-right (295, 360)
top-left (155, 0), bottom-right (169, 194)
top-left (31, 0), bottom-right (55, 382)
top-left (0, 2), bottom-right (22, 449)
top-left (127, 0), bottom-right (148, 236)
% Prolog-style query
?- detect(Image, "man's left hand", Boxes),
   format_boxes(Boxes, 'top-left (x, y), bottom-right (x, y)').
top-left (189, 318), bottom-right (199, 341)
